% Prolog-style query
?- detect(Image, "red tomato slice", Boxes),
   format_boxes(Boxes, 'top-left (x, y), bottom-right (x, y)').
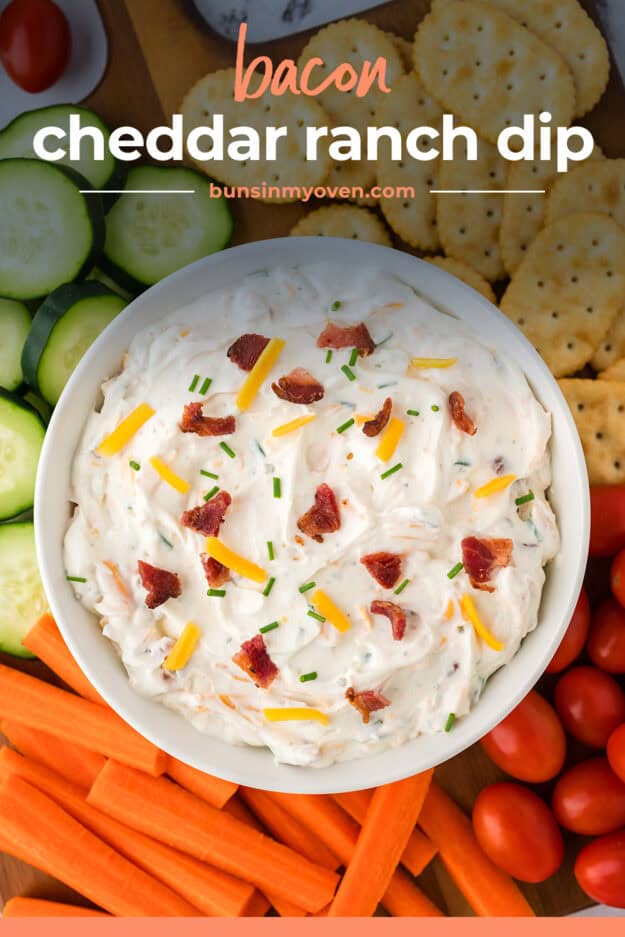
top-left (0, 0), bottom-right (71, 94)
top-left (607, 724), bottom-right (625, 785)
top-left (480, 689), bottom-right (566, 782)
top-left (554, 666), bottom-right (625, 748)
top-left (590, 486), bottom-right (625, 558)
top-left (611, 548), bottom-right (625, 611)
top-left (546, 587), bottom-right (590, 674)
top-left (587, 599), bottom-right (625, 674)
top-left (552, 758), bottom-right (625, 835)
top-left (575, 830), bottom-right (625, 908)
top-left (473, 782), bottom-right (564, 883)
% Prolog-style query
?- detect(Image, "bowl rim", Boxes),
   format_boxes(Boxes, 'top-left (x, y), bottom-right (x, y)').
top-left (35, 237), bottom-right (590, 793)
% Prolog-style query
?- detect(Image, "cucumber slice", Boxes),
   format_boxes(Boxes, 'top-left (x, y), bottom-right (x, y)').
top-left (20, 390), bottom-right (53, 426)
top-left (0, 391), bottom-right (45, 521)
top-left (0, 298), bottom-right (31, 391)
top-left (87, 267), bottom-right (135, 301)
top-left (0, 159), bottom-right (105, 301)
top-left (0, 105), bottom-right (126, 194)
top-left (0, 522), bottom-right (47, 658)
top-left (22, 282), bottom-right (127, 406)
top-left (101, 166), bottom-right (234, 293)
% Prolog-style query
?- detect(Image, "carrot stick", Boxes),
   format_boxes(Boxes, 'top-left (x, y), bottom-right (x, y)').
top-left (243, 891), bottom-right (271, 918)
top-left (329, 771), bottom-right (433, 916)
top-left (0, 747), bottom-right (252, 917)
top-left (225, 795), bottom-right (307, 918)
top-left (2, 898), bottom-right (107, 917)
top-left (21, 614), bottom-right (104, 705)
top-left (333, 789), bottom-right (437, 876)
top-left (241, 787), bottom-right (340, 871)
top-left (269, 793), bottom-right (441, 917)
top-left (88, 760), bottom-right (339, 914)
top-left (0, 775), bottom-right (198, 917)
top-left (419, 781), bottom-right (535, 917)
top-left (166, 756), bottom-right (237, 809)
top-left (0, 664), bottom-right (166, 776)
top-left (2, 719), bottom-right (105, 791)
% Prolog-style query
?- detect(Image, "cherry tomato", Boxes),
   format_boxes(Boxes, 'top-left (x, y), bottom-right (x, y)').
top-left (611, 548), bottom-right (625, 610)
top-left (473, 782), bottom-right (564, 883)
top-left (554, 666), bottom-right (625, 748)
top-left (546, 587), bottom-right (591, 674)
top-left (587, 599), bottom-right (625, 674)
top-left (552, 758), bottom-right (625, 835)
top-left (607, 724), bottom-right (625, 784)
top-left (575, 830), bottom-right (625, 908)
top-left (0, 0), bottom-right (71, 94)
top-left (480, 689), bottom-right (566, 782)
top-left (590, 486), bottom-right (625, 558)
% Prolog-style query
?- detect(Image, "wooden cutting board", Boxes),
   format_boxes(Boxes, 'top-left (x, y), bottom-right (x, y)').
top-left (1, 0), bottom-right (624, 917)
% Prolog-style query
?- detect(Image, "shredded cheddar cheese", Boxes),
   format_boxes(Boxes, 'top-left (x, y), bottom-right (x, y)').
top-left (376, 417), bottom-right (406, 463)
top-left (311, 589), bottom-right (351, 633)
top-left (149, 457), bottom-right (191, 494)
top-left (263, 708), bottom-right (330, 726)
top-left (473, 474), bottom-right (517, 499)
top-left (237, 337), bottom-right (286, 411)
top-left (205, 537), bottom-right (267, 584)
top-left (164, 622), bottom-right (202, 671)
top-left (355, 413), bottom-right (374, 425)
top-left (272, 414), bottom-right (316, 437)
top-left (409, 357), bottom-right (457, 370)
top-left (102, 560), bottom-right (131, 600)
top-left (460, 594), bottom-right (504, 652)
top-left (444, 599), bottom-right (455, 620)
top-left (97, 403), bottom-right (155, 456)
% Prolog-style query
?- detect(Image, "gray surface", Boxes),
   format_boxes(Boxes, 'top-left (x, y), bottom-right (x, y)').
top-left (596, 0), bottom-right (625, 86)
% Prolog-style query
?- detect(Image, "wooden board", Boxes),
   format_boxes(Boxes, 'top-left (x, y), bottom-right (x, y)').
top-left (1, 0), bottom-right (624, 916)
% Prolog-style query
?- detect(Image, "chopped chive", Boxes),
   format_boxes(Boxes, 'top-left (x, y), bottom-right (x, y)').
top-left (129, 460), bottom-right (141, 471)
top-left (377, 381), bottom-right (398, 389)
top-left (273, 477), bottom-right (282, 498)
top-left (263, 577), bottom-right (276, 597)
top-left (325, 350), bottom-right (333, 364)
top-left (300, 671), bottom-right (318, 683)
top-left (515, 491), bottom-right (535, 506)
top-left (380, 462), bottom-right (403, 480)
top-left (394, 578), bottom-right (410, 595)
top-left (260, 621), bottom-right (279, 634)
top-left (336, 417), bottom-right (355, 434)
top-left (159, 532), bottom-right (174, 549)
top-left (445, 712), bottom-right (456, 733)
top-left (66, 575), bottom-right (87, 584)
top-left (255, 440), bottom-right (266, 457)
top-left (200, 469), bottom-right (219, 480)
top-left (267, 541), bottom-right (275, 561)
top-left (299, 581), bottom-right (316, 594)
top-left (220, 441), bottom-right (236, 459)
top-left (199, 377), bottom-right (212, 396)
top-left (349, 348), bottom-right (359, 367)
top-left (341, 364), bottom-right (356, 382)
top-left (332, 300), bottom-right (342, 311)
top-left (375, 332), bottom-right (393, 348)
top-left (406, 409), bottom-right (420, 417)
top-left (455, 459), bottom-right (471, 467)
top-left (204, 485), bottom-right (220, 501)
top-left (447, 562), bottom-right (464, 580)
top-left (207, 588), bottom-right (226, 597)
top-left (188, 374), bottom-right (200, 392)
top-left (307, 609), bottom-right (326, 623)
top-left (431, 404), bottom-right (440, 412)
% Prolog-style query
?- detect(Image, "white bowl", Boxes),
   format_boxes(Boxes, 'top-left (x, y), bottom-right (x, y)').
top-left (35, 238), bottom-right (589, 794)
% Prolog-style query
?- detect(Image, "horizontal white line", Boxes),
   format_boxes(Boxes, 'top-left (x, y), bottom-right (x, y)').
top-left (80, 189), bottom-right (197, 195)
top-left (431, 189), bottom-right (546, 194)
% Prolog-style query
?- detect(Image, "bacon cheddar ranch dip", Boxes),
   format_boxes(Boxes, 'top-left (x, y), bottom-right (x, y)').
top-left (65, 265), bottom-right (559, 767)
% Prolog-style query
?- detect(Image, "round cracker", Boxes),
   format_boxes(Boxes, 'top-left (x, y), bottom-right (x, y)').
top-left (546, 159), bottom-right (625, 231)
top-left (290, 205), bottom-right (392, 246)
top-left (592, 307), bottom-right (625, 373)
top-left (427, 256), bottom-right (496, 303)
top-left (500, 212), bottom-right (625, 378)
top-left (559, 379), bottom-right (625, 484)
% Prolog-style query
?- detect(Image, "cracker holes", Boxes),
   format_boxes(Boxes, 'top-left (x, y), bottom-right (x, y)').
top-left (552, 311), bottom-right (559, 319)
top-left (518, 317), bottom-right (526, 326)
top-left (567, 341), bottom-right (575, 350)
top-left (577, 403), bottom-right (585, 412)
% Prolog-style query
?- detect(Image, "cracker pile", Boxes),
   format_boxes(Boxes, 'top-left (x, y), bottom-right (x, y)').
top-left (180, 2), bottom-right (625, 483)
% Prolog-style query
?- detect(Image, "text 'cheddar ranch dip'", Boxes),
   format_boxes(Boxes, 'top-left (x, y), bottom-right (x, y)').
top-left (65, 265), bottom-right (558, 767)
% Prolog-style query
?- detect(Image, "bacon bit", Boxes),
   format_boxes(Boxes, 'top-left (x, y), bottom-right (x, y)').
top-left (370, 600), bottom-right (407, 640)
top-left (297, 483), bottom-right (341, 542)
top-left (201, 555), bottom-right (231, 588)
top-left (448, 391), bottom-right (477, 436)
top-left (316, 321), bottom-right (375, 357)
top-left (271, 367), bottom-right (325, 405)
top-left (181, 491), bottom-right (232, 536)
top-left (232, 634), bottom-right (278, 689)
top-left (346, 688), bottom-right (390, 724)
top-left (362, 397), bottom-right (392, 438)
top-left (493, 456), bottom-right (505, 475)
top-left (227, 333), bottom-right (270, 371)
top-left (137, 561), bottom-right (181, 609)
top-left (461, 536), bottom-right (514, 592)
top-left (180, 403), bottom-right (236, 437)
top-left (103, 560), bottom-right (131, 600)
top-left (360, 551), bottom-right (402, 589)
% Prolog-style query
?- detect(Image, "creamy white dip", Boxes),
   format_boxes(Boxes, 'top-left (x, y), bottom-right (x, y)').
top-left (65, 264), bottom-right (558, 767)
